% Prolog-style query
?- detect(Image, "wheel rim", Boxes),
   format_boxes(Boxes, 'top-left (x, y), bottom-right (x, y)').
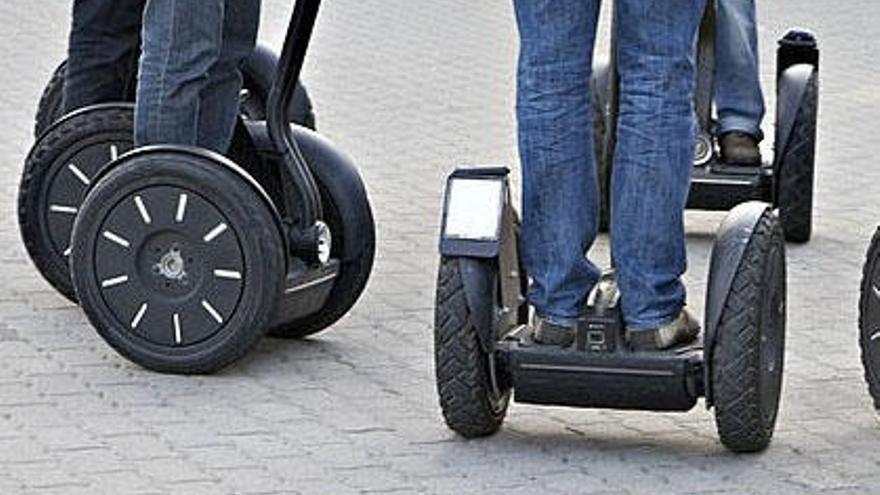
top-left (45, 140), bottom-right (132, 261)
top-left (759, 239), bottom-right (786, 422)
top-left (92, 185), bottom-right (245, 347)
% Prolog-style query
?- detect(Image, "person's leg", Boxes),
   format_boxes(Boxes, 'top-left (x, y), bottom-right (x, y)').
top-left (196, 0), bottom-right (261, 150)
top-left (63, 0), bottom-right (145, 112)
top-left (715, 0), bottom-right (765, 164)
top-left (612, 0), bottom-right (706, 333)
top-left (714, 0), bottom-right (764, 139)
top-left (513, 0), bottom-right (602, 332)
top-left (136, 0), bottom-right (259, 153)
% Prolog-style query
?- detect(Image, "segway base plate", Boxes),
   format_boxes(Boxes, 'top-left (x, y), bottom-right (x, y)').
top-left (500, 326), bottom-right (702, 412)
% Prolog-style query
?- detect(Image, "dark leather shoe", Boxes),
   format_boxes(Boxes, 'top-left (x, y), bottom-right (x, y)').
top-left (532, 316), bottom-right (576, 347)
top-left (626, 310), bottom-right (700, 351)
top-left (719, 131), bottom-right (761, 165)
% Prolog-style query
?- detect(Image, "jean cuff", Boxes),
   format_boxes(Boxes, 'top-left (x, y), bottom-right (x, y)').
top-left (536, 312), bottom-right (580, 328)
top-left (717, 119), bottom-right (764, 142)
top-left (624, 308), bottom-right (682, 332)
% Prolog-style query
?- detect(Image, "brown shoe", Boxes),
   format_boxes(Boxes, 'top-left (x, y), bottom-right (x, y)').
top-left (626, 310), bottom-right (700, 351)
top-left (719, 132), bottom-right (761, 165)
top-left (532, 315), bottom-right (576, 347)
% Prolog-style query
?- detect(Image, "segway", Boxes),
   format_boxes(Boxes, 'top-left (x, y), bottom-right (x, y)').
top-left (434, 168), bottom-right (786, 452)
top-left (33, 44), bottom-right (316, 139)
top-left (27, 0), bottom-right (374, 374)
top-left (592, 2), bottom-right (819, 243)
top-left (21, 47), bottom-right (315, 303)
top-left (859, 229), bottom-right (880, 410)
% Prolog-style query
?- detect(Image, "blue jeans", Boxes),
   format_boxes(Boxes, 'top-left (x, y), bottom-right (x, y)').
top-left (135, 0), bottom-right (260, 154)
top-left (63, 0), bottom-right (144, 113)
top-left (715, 0), bottom-right (765, 139)
top-left (515, 0), bottom-right (706, 330)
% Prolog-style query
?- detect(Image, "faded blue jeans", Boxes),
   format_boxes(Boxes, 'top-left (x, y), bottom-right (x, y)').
top-left (135, 0), bottom-right (260, 154)
top-left (515, 0), bottom-right (706, 330)
top-left (715, 0), bottom-right (765, 139)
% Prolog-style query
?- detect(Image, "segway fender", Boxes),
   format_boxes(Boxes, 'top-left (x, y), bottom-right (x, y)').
top-left (457, 257), bottom-right (498, 353)
top-left (243, 123), bottom-right (372, 262)
top-left (703, 201), bottom-right (772, 406)
top-left (438, 167), bottom-right (524, 353)
top-left (242, 45), bottom-right (280, 99)
top-left (774, 64), bottom-right (817, 168)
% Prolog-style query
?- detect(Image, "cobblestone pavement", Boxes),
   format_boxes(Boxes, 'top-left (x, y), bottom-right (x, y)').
top-left (0, 1), bottom-right (878, 494)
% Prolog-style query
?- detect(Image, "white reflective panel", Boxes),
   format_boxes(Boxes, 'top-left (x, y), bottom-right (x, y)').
top-left (444, 178), bottom-right (504, 241)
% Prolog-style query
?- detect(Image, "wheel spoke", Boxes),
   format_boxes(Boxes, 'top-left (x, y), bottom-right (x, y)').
top-left (102, 230), bottom-right (131, 249)
top-left (67, 163), bottom-right (91, 186)
top-left (201, 299), bottom-right (224, 324)
top-left (203, 223), bottom-right (228, 243)
top-left (131, 302), bottom-right (148, 329)
top-left (214, 269), bottom-right (242, 280)
top-left (134, 196), bottom-right (152, 224)
top-left (101, 275), bottom-right (129, 288)
top-left (49, 204), bottom-right (77, 215)
top-left (175, 193), bottom-right (188, 223)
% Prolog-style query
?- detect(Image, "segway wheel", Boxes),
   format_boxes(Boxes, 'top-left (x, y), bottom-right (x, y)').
top-left (776, 69), bottom-right (819, 243)
top-left (859, 227), bottom-right (880, 410)
top-left (19, 104), bottom-right (135, 301)
top-left (434, 257), bottom-right (510, 438)
top-left (713, 210), bottom-right (786, 453)
top-left (34, 61), bottom-right (67, 138)
top-left (70, 150), bottom-right (285, 374)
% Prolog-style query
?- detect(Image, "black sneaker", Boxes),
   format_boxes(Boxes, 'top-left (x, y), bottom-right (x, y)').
top-left (626, 310), bottom-right (700, 351)
top-left (719, 131), bottom-right (761, 165)
top-left (532, 316), bottom-right (576, 347)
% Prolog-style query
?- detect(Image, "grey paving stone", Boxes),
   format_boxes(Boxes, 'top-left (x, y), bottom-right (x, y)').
top-left (0, 0), bottom-right (878, 493)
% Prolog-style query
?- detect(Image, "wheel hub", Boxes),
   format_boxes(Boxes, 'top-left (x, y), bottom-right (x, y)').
top-left (155, 246), bottom-right (187, 281)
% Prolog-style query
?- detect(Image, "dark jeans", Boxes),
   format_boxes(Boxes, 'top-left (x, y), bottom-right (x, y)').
top-left (135, 0), bottom-right (261, 153)
top-left (63, 0), bottom-right (145, 113)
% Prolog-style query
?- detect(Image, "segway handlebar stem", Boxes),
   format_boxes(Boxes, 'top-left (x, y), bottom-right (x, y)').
top-left (266, 0), bottom-right (325, 248)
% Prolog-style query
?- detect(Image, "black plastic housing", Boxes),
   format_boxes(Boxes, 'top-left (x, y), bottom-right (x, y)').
top-left (499, 321), bottom-right (703, 412)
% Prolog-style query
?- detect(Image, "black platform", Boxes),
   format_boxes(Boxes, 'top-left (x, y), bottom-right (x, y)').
top-left (498, 326), bottom-right (704, 412)
top-left (687, 158), bottom-right (772, 211)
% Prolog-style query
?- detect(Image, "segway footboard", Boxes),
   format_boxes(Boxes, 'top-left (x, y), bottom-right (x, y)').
top-left (500, 325), bottom-right (702, 411)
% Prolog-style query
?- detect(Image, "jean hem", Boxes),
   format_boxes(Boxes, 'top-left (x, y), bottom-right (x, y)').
top-left (536, 312), bottom-right (581, 328)
top-left (717, 119), bottom-right (764, 142)
top-left (624, 308), bottom-right (682, 331)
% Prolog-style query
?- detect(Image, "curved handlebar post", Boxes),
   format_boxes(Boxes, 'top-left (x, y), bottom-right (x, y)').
top-left (267, 0), bottom-right (324, 231)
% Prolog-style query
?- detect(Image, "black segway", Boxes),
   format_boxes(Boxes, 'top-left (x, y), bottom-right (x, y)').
top-left (23, 0), bottom-right (374, 374)
top-left (593, 3), bottom-right (819, 243)
top-left (434, 168), bottom-right (786, 452)
top-left (21, 47), bottom-right (316, 303)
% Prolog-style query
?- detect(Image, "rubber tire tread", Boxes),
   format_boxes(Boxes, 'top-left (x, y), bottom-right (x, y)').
top-left (434, 257), bottom-right (508, 438)
top-left (19, 106), bottom-right (135, 302)
top-left (859, 227), bottom-right (880, 409)
top-left (776, 72), bottom-right (818, 243)
top-left (713, 211), bottom-right (786, 453)
top-left (34, 62), bottom-right (66, 138)
top-left (70, 154), bottom-right (285, 374)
